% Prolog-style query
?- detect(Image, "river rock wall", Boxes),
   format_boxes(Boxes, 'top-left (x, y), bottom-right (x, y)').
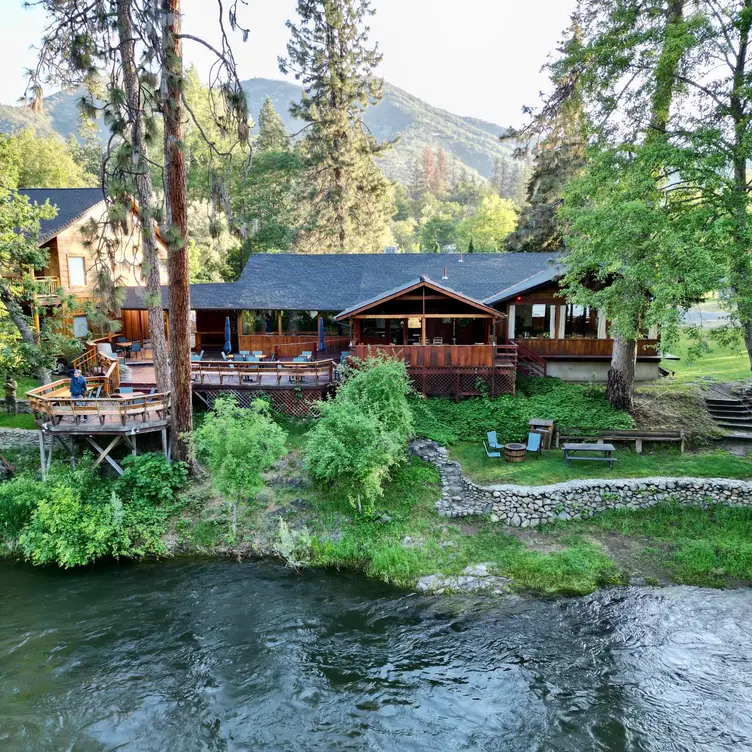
top-left (409, 439), bottom-right (752, 527)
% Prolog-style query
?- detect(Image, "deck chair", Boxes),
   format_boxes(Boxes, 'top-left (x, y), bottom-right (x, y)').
top-left (301, 351), bottom-right (313, 361)
top-left (239, 350), bottom-right (250, 356)
top-left (119, 386), bottom-right (134, 395)
top-left (483, 440), bottom-right (501, 459)
top-left (130, 341), bottom-right (142, 359)
top-left (526, 432), bottom-right (542, 459)
top-left (149, 387), bottom-right (157, 395)
top-left (433, 337), bottom-right (443, 345)
top-left (252, 350), bottom-right (263, 356)
top-left (221, 351), bottom-right (229, 361)
top-left (486, 431), bottom-right (502, 450)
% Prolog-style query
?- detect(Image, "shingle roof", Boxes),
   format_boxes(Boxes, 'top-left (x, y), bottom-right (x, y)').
top-left (483, 263), bottom-right (564, 305)
top-left (121, 252), bottom-right (563, 312)
top-left (19, 188), bottom-right (106, 244)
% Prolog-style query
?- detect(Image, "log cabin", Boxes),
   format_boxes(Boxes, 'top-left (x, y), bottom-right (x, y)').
top-left (118, 252), bottom-right (665, 392)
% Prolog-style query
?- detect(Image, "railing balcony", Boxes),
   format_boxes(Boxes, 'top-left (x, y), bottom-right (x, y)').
top-left (35, 276), bottom-right (61, 298)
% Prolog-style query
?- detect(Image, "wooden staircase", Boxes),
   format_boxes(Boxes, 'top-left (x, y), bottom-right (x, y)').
top-left (513, 340), bottom-right (547, 377)
top-left (705, 391), bottom-right (752, 437)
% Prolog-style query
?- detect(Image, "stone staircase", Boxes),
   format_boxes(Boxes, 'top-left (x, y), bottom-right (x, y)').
top-left (705, 390), bottom-right (752, 438)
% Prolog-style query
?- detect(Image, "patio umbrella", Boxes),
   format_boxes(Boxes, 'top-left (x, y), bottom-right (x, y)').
top-left (223, 316), bottom-right (232, 354)
top-left (318, 316), bottom-right (325, 353)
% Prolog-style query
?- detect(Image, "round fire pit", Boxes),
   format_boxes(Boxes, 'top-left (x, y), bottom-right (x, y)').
top-left (504, 443), bottom-right (526, 463)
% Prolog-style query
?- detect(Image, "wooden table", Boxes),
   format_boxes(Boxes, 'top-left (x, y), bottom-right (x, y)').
top-left (115, 341), bottom-right (133, 357)
top-left (563, 442), bottom-right (617, 469)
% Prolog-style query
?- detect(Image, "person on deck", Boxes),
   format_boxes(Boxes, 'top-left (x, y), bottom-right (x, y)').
top-left (70, 369), bottom-right (89, 422)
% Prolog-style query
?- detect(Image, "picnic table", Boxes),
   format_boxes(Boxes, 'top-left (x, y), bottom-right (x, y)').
top-left (563, 442), bottom-right (617, 470)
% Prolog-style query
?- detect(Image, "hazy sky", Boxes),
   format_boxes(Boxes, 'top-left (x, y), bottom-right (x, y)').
top-left (0, 0), bottom-right (576, 127)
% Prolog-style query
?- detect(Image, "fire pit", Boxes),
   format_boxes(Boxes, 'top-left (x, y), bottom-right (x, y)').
top-left (504, 443), bottom-right (526, 463)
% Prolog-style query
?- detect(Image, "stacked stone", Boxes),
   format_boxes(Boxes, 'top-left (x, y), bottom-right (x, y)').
top-left (409, 439), bottom-right (752, 527)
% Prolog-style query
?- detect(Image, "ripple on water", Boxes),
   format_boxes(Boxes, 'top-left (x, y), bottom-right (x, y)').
top-left (1, 562), bottom-right (751, 751)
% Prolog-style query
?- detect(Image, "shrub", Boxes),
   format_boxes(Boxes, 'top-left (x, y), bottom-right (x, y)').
top-left (193, 396), bottom-right (286, 536)
top-left (0, 475), bottom-right (46, 541)
top-left (116, 453), bottom-right (188, 506)
top-left (305, 356), bottom-right (413, 513)
top-left (410, 377), bottom-right (633, 445)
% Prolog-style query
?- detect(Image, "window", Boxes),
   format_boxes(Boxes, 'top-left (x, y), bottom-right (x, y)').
top-left (516, 304), bottom-right (554, 339)
top-left (68, 257), bottom-right (86, 287)
top-left (73, 315), bottom-right (89, 338)
top-left (564, 305), bottom-right (599, 338)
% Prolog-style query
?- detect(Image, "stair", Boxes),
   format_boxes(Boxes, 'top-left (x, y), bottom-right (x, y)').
top-left (513, 341), bottom-right (547, 377)
top-left (705, 395), bottom-right (752, 435)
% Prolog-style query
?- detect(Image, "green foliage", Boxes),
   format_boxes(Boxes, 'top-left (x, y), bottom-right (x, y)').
top-left (0, 475), bottom-right (44, 541)
top-left (193, 396), bottom-right (287, 503)
top-left (12, 455), bottom-right (186, 568)
top-left (305, 356), bottom-right (413, 512)
top-left (410, 377), bottom-right (632, 445)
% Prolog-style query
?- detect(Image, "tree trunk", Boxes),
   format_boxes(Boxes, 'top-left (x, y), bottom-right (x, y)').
top-left (162, 0), bottom-right (192, 462)
top-left (606, 335), bottom-right (637, 412)
top-left (116, 0), bottom-right (171, 393)
top-left (0, 284), bottom-right (50, 385)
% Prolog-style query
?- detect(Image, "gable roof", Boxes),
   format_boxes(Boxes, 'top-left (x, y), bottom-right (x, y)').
top-left (121, 252), bottom-right (564, 312)
top-left (19, 188), bottom-right (106, 244)
top-left (482, 263), bottom-right (565, 305)
top-left (334, 275), bottom-right (504, 320)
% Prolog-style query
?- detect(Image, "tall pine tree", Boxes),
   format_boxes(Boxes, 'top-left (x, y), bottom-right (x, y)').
top-left (279, 0), bottom-right (393, 253)
top-left (257, 97), bottom-right (289, 152)
top-left (505, 20), bottom-right (587, 252)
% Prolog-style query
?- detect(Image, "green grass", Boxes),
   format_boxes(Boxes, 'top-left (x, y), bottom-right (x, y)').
top-left (0, 413), bottom-right (36, 430)
top-left (451, 444), bottom-right (752, 486)
top-left (662, 330), bottom-right (750, 383)
top-left (547, 503), bottom-right (752, 587)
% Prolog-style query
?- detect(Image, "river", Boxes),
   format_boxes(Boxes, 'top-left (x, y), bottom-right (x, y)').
top-left (1, 561), bottom-right (751, 751)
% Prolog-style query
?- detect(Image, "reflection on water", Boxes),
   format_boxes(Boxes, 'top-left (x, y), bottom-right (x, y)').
top-left (1, 560), bottom-right (751, 751)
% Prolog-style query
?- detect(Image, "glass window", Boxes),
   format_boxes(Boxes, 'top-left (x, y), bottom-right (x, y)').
top-left (73, 315), bottom-right (89, 338)
top-left (564, 305), bottom-right (598, 338)
top-left (516, 304), bottom-right (553, 339)
top-left (68, 257), bottom-right (86, 287)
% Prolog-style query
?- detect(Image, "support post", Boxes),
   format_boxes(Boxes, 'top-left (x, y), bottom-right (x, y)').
top-left (277, 311), bottom-right (283, 336)
top-left (421, 316), bottom-right (426, 345)
top-left (38, 429), bottom-right (46, 481)
top-left (402, 318), bottom-right (408, 345)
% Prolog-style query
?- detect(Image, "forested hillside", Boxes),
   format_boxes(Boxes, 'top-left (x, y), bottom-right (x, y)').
top-left (0, 78), bottom-right (522, 185)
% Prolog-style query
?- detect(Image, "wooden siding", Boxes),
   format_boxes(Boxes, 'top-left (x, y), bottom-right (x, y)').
top-left (519, 338), bottom-right (660, 358)
top-left (352, 344), bottom-right (495, 368)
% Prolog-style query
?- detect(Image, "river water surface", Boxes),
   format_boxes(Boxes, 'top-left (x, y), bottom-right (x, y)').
top-left (2, 561), bottom-right (752, 751)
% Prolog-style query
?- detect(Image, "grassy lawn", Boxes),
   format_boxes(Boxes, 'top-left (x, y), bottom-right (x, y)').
top-left (546, 503), bottom-right (752, 587)
top-left (662, 330), bottom-right (750, 383)
top-left (450, 443), bottom-right (752, 486)
top-left (0, 412), bottom-right (36, 430)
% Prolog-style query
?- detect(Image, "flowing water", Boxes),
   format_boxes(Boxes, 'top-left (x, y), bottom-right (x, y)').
top-left (1, 560), bottom-right (752, 751)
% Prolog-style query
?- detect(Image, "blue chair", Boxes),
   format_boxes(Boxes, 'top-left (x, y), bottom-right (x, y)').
top-left (119, 387), bottom-right (134, 395)
top-left (301, 351), bottom-right (313, 361)
top-left (221, 351), bottom-right (229, 361)
top-left (340, 350), bottom-right (351, 361)
top-left (483, 441), bottom-right (501, 459)
top-left (130, 341), bottom-right (142, 359)
top-left (526, 432), bottom-right (542, 459)
top-left (487, 431), bottom-right (502, 451)
top-left (149, 387), bottom-right (157, 395)
top-left (252, 350), bottom-right (263, 357)
top-left (191, 350), bottom-right (204, 362)
top-left (239, 350), bottom-right (250, 357)
top-left (115, 336), bottom-right (127, 344)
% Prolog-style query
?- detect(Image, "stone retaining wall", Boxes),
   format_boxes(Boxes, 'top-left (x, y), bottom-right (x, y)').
top-left (409, 439), bottom-right (752, 527)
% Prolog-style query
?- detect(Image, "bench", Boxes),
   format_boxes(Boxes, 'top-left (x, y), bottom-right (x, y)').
top-left (563, 442), bottom-right (617, 470)
top-left (556, 429), bottom-right (684, 454)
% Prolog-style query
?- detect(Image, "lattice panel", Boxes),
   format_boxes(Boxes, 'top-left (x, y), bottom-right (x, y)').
top-left (407, 367), bottom-right (516, 401)
top-left (195, 386), bottom-right (332, 418)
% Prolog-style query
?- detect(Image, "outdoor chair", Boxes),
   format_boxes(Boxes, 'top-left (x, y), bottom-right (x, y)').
top-left (487, 431), bottom-right (502, 451)
top-left (221, 351), bottom-right (229, 361)
top-left (252, 350), bottom-right (263, 357)
top-left (526, 432), bottom-right (542, 459)
top-left (483, 440), bottom-right (501, 459)
top-left (130, 341), bottom-right (142, 359)
top-left (340, 350), bottom-right (350, 361)
top-left (119, 387), bottom-right (134, 395)
top-left (301, 351), bottom-right (313, 361)
top-left (115, 336), bottom-right (127, 344)
top-left (149, 387), bottom-right (157, 395)
top-left (240, 350), bottom-right (250, 358)
top-left (191, 351), bottom-right (204, 362)
top-left (433, 337), bottom-right (443, 345)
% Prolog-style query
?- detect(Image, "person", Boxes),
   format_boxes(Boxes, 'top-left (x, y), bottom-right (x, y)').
top-left (70, 368), bottom-right (89, 422)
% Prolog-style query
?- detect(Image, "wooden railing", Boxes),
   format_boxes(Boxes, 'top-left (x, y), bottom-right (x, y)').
top-left (351, 344), bottom-right (495, 368)
top-left (35, 276), bottom-right (61, 297)
top-left (191, 359), bottom-right (335, 386)
top-left (508, 340), bottom-right (546, 376)
top-left (514, 338), bottom-right (660, 358)
top-left (27, 379), bottom-right (170, 426)
top-left (71, 339), bottom-right (120, 395)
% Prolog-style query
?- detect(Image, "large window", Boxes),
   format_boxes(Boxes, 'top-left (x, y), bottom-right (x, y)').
top-left (516, 304), bottom-right (554, 339)
top-left (564, 305), bottom-right (599, 338)
top-left (73, 315), bottom-right (89, 338)
top-left (68, 257), bottom-right (86, 287)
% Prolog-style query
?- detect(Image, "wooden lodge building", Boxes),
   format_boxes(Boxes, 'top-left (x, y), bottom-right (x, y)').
top-left (120, 252), bottom-right (663, 391)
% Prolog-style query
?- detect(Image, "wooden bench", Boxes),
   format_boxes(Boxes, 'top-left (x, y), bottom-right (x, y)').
top-left (556, 429), bottom-right (684, 454)
top-left (563, 442), bottom-right (617, 470)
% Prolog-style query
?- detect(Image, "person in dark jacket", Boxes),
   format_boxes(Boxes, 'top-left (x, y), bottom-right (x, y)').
top-left (70, 369), bottom-right (89, 421)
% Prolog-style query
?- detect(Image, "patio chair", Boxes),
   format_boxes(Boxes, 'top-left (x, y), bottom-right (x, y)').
top-left (433, 337), bottom-right (443, 345)
top-left (487, 431), bottom-right (502, 451)
top-left (301, 351), bottom-right (313, 361)
top-left (115, 336), bottom-right (127, 344)
top-left (252, 350), bottom-right (263, 357)
top-left (340, 350), bottom-right (350, 361)
top-left (221, 351), bottom-right (229, 361)
top-left (149, 387), bottom-right (157, 395)
top-left (130, 341), bottom-right (142, 359)
top-left (191, 351), bottom-right (204, 362)
top-left (119, 387), bottom-right (134, 395)
top-left (240, 350), bottom-right (250, 357)
top-left (483, 440), bottom-right (501, 459)
top-left (526, 432), bottom-right (542, 459)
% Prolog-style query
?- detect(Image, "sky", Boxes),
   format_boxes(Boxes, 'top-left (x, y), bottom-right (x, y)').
top-left (0, 0), bottom-right (576, 127)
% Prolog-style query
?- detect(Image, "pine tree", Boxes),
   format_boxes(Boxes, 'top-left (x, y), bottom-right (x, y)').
top-left (433, 240), bottom-right (441, 254)
top-left (468, 236), bottom-right (475, 254)
top-left (435, 148), bottom-right (449, 196)
top-left (504, 22), bottom-right (587, 252)
top-left (257, 97), bottom-right (289, 152)
top-left (280, 0), bottom-right (393, 253)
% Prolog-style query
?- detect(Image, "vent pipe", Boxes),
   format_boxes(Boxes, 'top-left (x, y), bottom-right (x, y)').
top-left (458, 253), bottom-right (464, 263)
top-left (442, 266), bottom-right (448, 280)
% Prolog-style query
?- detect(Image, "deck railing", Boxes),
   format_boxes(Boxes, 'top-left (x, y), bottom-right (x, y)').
top-left (191, 359), bottom-right (335, 386)
top-left (34, 276), bottom-right (61, 297)
top-left (27, 378), bottom-right (170, 426)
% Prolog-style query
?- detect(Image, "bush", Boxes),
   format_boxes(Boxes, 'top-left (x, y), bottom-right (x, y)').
top-left (116, 453), bottom-right (188, 506)
top-left (193, 396), bottom-right (286, 537)
top-left (411, 377), bottom-right (632, 445)
top-left (0, 475), bottom-right (45, 541)
top-left (305, 356), bottom-right (413, 513)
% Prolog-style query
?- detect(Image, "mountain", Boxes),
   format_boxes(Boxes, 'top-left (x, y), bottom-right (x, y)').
top-left (0, 78), bottom-right (520, 185)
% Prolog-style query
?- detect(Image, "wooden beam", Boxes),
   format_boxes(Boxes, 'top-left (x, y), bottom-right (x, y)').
top-left (85, 435), bottom-right (125, 474)
top-left (351, 313), bottom-right (498, 319)
top-left (277, 310), bottom-right (283, 336)
top-left (421, 316), bottom-right (426, 345)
